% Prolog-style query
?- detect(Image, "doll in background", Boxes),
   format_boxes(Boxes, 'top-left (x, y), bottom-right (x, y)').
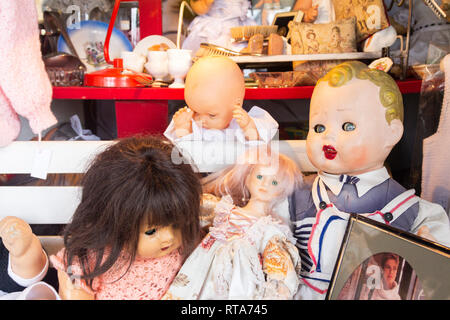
top-left (164, 148), bottom-right (303, 300)
top-left (289, 61), bottom-right (450, 300)
top-left (0, 216), bottom-right (59, 300)
top-left (182, 0), bottom-right (257, 53)
top-left (50, 135), bottom-right (203, 300)
top-left (164, 56), bottom-right (279, 145)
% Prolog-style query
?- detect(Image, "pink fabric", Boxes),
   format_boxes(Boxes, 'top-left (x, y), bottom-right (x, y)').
top-left (0, 0), bottom-right (57, 146)
top-left (50, 247), bottom-right (183, 300)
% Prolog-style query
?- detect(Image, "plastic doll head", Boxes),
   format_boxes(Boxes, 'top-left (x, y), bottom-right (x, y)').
top-left (203, 147), bottom-right (302, 211)
top-left (306, 61), bottom-right (404, 175)
top-left (184, 56), bottom-right (245, 130)
top-left (62, 136), bottom-right (202, 286)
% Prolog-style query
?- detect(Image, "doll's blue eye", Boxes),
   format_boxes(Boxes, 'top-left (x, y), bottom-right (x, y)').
top-left (257, 174), bottom-right (263, 180)
top-left (342, 122), bottom-right (356, 131)
top-left (314, 124), bottom-right (325, 133)
top-left (272, 180), bottom-right (278, 186)
top-left (145, 228), bottom-right (157, 236)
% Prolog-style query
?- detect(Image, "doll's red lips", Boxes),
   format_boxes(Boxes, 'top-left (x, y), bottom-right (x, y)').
top-left (323, 145), bottom-right (337, 160)
top-left (161, 246), bottom-right (171, 251)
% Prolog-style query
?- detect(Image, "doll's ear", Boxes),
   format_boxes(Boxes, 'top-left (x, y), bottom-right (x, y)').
top-left (385, 118), bottom-right (403, 149)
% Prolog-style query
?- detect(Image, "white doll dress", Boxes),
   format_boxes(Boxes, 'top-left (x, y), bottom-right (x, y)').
top-left (164, 105), bottom-right (279, 145)
top-left (163, 195), bottom-right (301, 300)
top-left (182, 0), bottom-right (257, 53)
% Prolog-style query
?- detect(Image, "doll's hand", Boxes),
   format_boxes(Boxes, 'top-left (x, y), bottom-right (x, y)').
top-left (0, 216), bottom-right (34, 257)
top-left (191, 0), bottom-right (215, 15)
top-left (233, 106), bottom-right (251, 129)
top-left (0, 216), bottom-right (47, 279)
top-left (233, 106), bottom-right (259, 140)
top-left (417, 225), bottom-right (437, 242)
top-left (57, 270), bottom-right (95, 300)
top-left (173, 106), bottom-right (193, 138)
top-left (303, 5), bottom-right (318, 23)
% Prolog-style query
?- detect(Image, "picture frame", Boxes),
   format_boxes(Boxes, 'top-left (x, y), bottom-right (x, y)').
top-left (326, 214), bottom-right (450, 300)
top-left (272, 11), bottom-right (303, 37)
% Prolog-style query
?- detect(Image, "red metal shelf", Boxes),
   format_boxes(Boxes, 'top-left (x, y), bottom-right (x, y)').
top-left (52, 79), bottom-right (422, 101)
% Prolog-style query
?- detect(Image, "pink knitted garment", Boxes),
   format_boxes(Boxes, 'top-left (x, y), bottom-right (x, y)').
top-left (50, 247), bottom-right (183, 300)
top-left (0, 1), bottom-right (57, 146)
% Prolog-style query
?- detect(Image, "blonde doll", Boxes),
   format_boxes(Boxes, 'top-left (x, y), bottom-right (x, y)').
top-left (50, 135), bottom-right (203, 300)
top-left (164, 147), bottom-right (303, 300)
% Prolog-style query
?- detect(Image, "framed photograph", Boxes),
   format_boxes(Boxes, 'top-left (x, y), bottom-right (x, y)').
top-left (326, 214), bottom-right (450, 300)
top-left (272, 11), bottom-right (303, 37)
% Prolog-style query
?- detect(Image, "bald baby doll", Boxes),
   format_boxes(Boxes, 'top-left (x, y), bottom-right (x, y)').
top-left (164, 56), bottom-right (278, 144)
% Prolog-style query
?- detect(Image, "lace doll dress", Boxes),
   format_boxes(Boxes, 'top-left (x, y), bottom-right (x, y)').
top-left (181, 0), bottom-right (257, 53)
top-left (163, 196), bottom-right (301, 300)
top-left (50, 247), bottom-right (183, 300)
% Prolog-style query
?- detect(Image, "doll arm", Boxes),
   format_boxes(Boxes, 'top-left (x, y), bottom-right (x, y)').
top-left (292, 0), bottom-right (318, 22)
top-left (233, 105), bottom-right (259, 141)
top-left (410, 199), bottom-right (450, 247)
top-left (50, 249), bottom-right (96, 300)
top-left (56, 270), bottom-right (95, 300)
top-left (244, 106), bottom-right (279, 143)
top-left (0, 216), bottom-right (47, 280)
top-left (190, 0), bottom-right (215, 15)
top-left (164, 107), bottom-right (194, 141)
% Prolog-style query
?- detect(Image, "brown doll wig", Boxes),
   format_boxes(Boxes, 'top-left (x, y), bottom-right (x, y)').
top-left (62, 135), bottom-right (202, 289)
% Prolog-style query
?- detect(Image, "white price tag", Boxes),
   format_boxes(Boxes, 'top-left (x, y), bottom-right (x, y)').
top-left (30, 148), bottom-right (52, 180)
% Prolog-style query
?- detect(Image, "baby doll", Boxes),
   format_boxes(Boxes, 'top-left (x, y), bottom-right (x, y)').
top-left (50, 135), bottom-right (203, 300)
top-left (0, 216), bottom-right (50, 298)
top-left (182, 0), bottom-right (257, 53)
top-left (164, 56), bottom-right (279, 144)
top-left (163, 147), bottom-right (303, 300)
top-left (288, 60), bottom-right (450, 299)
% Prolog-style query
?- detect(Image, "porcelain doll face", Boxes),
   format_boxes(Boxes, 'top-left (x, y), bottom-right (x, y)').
top-left (245, 164), bottom-right (283, 203)
top-left (137, 223), bottom-right (182, 258)
top-left (306, 78), bottom-right (403, 175)
top-left (184, 56), bottom-right (245, 130)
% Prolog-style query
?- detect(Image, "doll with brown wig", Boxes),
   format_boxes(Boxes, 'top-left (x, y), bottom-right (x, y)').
top-left (50, 136), bottom-right (203, 300)
top-left (164, 147), bottom-right (303, 300)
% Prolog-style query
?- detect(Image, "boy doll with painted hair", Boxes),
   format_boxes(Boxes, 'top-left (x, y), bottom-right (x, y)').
top-left (289, 61), bottom-right (450, 300)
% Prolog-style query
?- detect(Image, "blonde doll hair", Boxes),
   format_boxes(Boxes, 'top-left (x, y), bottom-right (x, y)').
top-left (202, 147), bottom-right (303, 212)
top-left (318, 60), bottom-right (404, 125)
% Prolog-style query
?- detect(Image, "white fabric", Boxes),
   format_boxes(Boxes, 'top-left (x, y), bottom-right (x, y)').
top-left (69, 114), bottom-right (100, 141)
top-left (0, 282), bottom-right (60, 300)
top-left (410, 198), bottom-right (450, 248)
top-left (165, 196), bottom-right (300, 300)
top-left (421, 54), bottom-right (450, 214)
top-left (312, 0), bottom-right (335, 24)
top-left (318, 167), bottom-right (390, 198)
top-left (182, 0), bottom-right (257, 52)
top-left (164, 106), bottom-right (279, 145)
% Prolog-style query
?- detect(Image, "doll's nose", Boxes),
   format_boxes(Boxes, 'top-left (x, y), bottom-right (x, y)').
top-left (158, 227), bottom-right (174, 244)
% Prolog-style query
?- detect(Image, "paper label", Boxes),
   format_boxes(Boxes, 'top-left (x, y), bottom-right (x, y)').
top-left (30, 148), bottom-right (52, 180)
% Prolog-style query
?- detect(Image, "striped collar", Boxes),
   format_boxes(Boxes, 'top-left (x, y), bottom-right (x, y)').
top-left (318, 167), bottom-right (391, 198)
